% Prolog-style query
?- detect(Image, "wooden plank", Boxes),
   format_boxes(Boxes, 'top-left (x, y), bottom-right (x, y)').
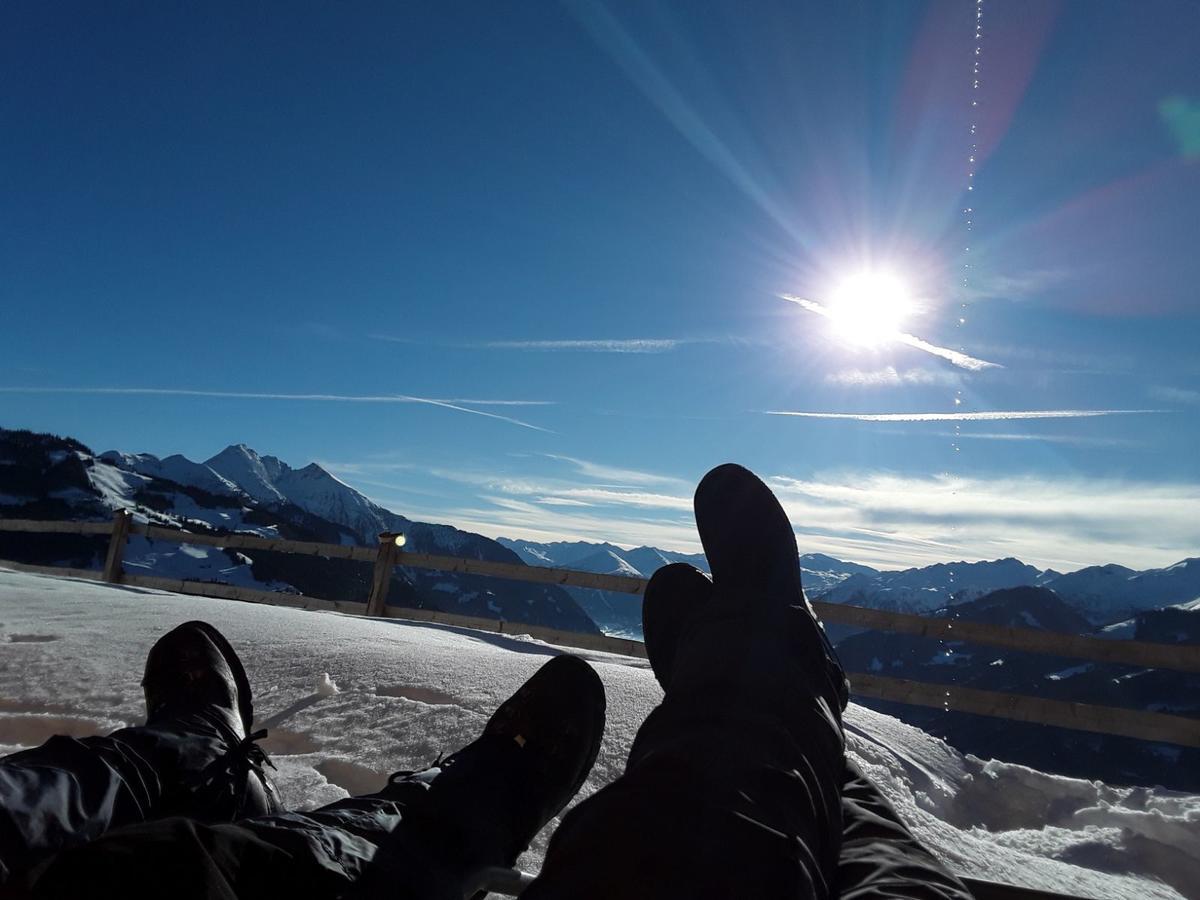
top-left (6, 517), bottom-right (1197, 674)
top-left (101, 510), bottom-right (132, 583)
top-left (0, 559), bottom-right (103, 580)
top-left (0, 519), bottom-right (112, 535)
top-left (380, 606), bottom-right (649, 658)
top-left (813, 600), bottom-right (1200, 674)
top-left (365, 533), bottom-right (401, 617)
top-left (121, 573), bottom-right (361, 614)
top-left (396, 551), bottom-right (648, 595)
top-left (133, 524), bottom-right (376, 562)
top-left (851, 673), bottom-right (1200, 748)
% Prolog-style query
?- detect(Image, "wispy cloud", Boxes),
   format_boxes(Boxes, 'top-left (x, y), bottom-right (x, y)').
top-left (1149, 385), bottom-right (1200, 405)
top-left (824, 367), bottom-right (962, 388)
top-left (780, 295), bottom-right (1002, 371)
top-left (539, 453), bottom-right (688, 487)
top-left (482, 339), bottom-right (682, 353)
top-left (329, 452), bottom-right (1198, 571)
top-left (0, 387), bottom-right (554, 432)
top-left (437, 399), bottom-right (557, 406)
top-left (965, 268), bottom-right (1072, 302)
top-left (764, 472), bottom-right (1200, 571)
top-left (369, 334), bottom-right (709, 354)
top-left (931, 431), bottom-right (1144, 448)
top-left (370, 466), bottom-right (1200, 571)
top-left (765, 409), bottom-right (1163, 422)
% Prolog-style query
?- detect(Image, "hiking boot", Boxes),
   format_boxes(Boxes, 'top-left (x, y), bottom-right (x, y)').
top-left (642, 562), bottom-right (713, 692)
top-left (138, 620), bottom-right (279, 821)
top-left (671, 463), bottom-right (849, 711)
top-left (352, 654), bottom-right (606, 900)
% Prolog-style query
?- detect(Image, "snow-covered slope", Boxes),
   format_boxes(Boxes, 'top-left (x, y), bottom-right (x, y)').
top-left (1045, 560), bottom-right (1200, 625)
top-left (823, 558), bottom-right (1043, 614)
top-left (205, 445), bottom-right (407, 543)
top-left (496, 538), bottom-right (876, 595)
top-left (0, 569), bottom-right (1193, 899)
top-left (98, 450), bottom-right (243, 497)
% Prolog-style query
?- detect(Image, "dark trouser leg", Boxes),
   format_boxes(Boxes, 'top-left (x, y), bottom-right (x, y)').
top-left (526, 609), bottom-right (847, 900)
top-left (0, 731), bottom-right (160, 885)
top-left (838, 760), bottom-right (973, 900)
top-left (31, 759), bottom-right (491, 900)
top-left (27, 800), bottom-right (405, 900)
top-left (0, 713), bottom-right (252, 886)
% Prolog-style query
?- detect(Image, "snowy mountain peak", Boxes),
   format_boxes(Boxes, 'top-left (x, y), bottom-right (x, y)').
top-left (99, 449), bottom-right (242, 497)
top-left (205, 445), bottom-right (286, 503)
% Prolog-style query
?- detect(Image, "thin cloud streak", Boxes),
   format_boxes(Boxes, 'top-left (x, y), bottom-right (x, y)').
top-left (371, 334), bottom-right (687, 353)
top-left (825, 367), bottom-right (962, 387)
top-left (540, 453), bottom-right (688, 487)
top-left (932, 431), bottom-right (1144, 448)
top-left (483, 339), bottom-right (681, 353)
top-left (780, 295), bottom-right (1002, 371)
top-left (765, 409), bottom-right (1163, 422)
top-left (0, 387), bottom-right (553, 432)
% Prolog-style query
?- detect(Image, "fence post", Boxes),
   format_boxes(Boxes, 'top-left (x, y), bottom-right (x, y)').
top-left (102, 509), bottom-right (132, 583)
top-left (365, 532), bottom-right (404, 617)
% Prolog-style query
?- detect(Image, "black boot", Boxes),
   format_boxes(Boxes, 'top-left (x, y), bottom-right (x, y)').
top-left (680, 462), bottom-right (849, 713)
top-left (135, 620), bottom-right (279, 821)
top-left (641, 562), bottom-right (713, 693)
top-left (351, 654), bottom-right (606, 900)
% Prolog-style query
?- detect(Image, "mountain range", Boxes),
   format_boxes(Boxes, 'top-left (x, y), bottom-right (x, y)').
top-left (0, 429), bottom-right (597, 634)
top-left (4, 427), bottom-right (1198, 640)
top-left (499, 536), bottom-right (1200, 639)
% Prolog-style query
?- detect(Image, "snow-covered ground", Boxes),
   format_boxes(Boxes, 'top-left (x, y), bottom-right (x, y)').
top-left (1, 568), bottom-right (1195, 899)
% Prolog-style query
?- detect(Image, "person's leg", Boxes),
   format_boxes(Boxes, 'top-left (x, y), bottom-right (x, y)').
top-left (526, 464), bottom-right (850, 900)
top-left (28, 654), bottom-right (606, 900)
top-left (0, 621), bottom-right (277, 886)
top-left (837, 759), bottom-right (973, 900)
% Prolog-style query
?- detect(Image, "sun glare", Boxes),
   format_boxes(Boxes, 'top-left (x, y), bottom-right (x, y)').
top-left (825, 271), bottom-right (914, 347)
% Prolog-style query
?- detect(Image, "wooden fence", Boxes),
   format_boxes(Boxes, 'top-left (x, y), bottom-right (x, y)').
top-left (2, 513), bottom-right (1198, 751)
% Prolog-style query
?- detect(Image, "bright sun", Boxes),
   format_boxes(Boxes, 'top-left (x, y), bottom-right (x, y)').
top-left (825, 271), bottom-right (914, 347)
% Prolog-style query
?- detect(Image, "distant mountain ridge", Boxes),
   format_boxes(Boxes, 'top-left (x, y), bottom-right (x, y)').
top-left (498, 536), bottom-right (1199, 638)
top-left (0, 428), bottom-right (599, 634)
top-left (4, 427), bottom-right (1197, 637)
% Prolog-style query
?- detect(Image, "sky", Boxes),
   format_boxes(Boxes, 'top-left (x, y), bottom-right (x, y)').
top-left (2, 1), bottom-right (1198, 572)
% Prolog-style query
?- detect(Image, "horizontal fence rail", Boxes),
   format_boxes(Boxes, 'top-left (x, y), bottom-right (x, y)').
top-left (2, 515), bottom-right (1198, 751)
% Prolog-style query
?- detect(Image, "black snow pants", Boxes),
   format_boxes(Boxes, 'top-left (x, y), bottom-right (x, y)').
top-left (524, 605), bottom-right (972, 900)
top-left (0, 711), bottom-right (269, 889)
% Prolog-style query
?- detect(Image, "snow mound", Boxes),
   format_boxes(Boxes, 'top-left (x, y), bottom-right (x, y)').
top-left (0, 568), bottom-right (1192, 899)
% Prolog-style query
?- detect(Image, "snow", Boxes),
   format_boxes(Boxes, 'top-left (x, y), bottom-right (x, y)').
top-left (120, 536), bottom-right (292, 591)
top-left (1046, 663), bottom-right (1095, 681)
top-left (314, 673), bottom-right (341, 697)
top-left (0, 568), bottom-right (1194, 899)
top-left (204, 445), bottom-right (288, 504)
top-left (98, 451), bottom-right (243, 497)
top-left (84, 459), bottom-right (152, 507)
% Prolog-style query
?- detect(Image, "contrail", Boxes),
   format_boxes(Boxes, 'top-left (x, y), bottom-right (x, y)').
top-left (0, 387), bottom-right (554, 432)
top-left (764, 409), bottom-right (1164, 422)
top-left (779, 294), bottom-right (1002, 371)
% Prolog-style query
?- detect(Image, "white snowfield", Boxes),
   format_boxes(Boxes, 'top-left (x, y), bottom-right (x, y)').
top-left (0, 569), bottom-right (1196, 899)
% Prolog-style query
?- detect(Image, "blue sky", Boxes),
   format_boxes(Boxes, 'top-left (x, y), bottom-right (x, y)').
top-left (2, 1), bottom-right (1198, 571)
